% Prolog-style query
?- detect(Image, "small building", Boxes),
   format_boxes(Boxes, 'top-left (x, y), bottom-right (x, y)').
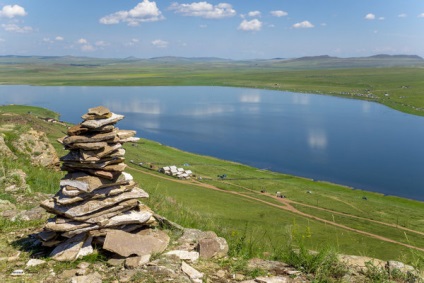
top-left (159, 165), bottom-right (194, 180)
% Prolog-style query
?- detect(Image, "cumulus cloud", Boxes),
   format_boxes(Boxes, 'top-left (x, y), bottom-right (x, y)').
top-left (248, 11), bottom-right (261, 17)
top-left (419, 13), bottom-right (424, 18)
top-left (76, 38), bottom-right (96, 52)
top-left (238, 19), bottom-right (262, 31)
top-left (292, 21), bottom-right (314, 29)
top-left (365, 13), bottom-right (375, 20)
top-left (0, 4), bottom-right (27, 18)
top-left (270, 10), bottom-right (288, 17)
top-left (169, 2), bottom-right (236, 19)
top-left (100, 0), bottom-right (164, 26)
top-left (398, 13), bottom-right (407, 18)
top-left (1, 23), bottom-right (32, 33)
top-left (55, 36), bottom-right (64, 41)
top-left (95, 41), bottom-right (109, 47)
top-left (151, 39), bottom-right (169, 48)
top-left (81, 45), bottom-right (95, 52)
top-left (78, 38), bottom-right (88, 44)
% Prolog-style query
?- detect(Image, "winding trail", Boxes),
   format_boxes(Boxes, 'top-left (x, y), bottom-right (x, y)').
top-left (128, 166), bottom-right (424, 252)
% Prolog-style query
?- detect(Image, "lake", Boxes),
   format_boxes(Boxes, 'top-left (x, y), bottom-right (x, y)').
top-left (1, 85), bottom-right (423, 201)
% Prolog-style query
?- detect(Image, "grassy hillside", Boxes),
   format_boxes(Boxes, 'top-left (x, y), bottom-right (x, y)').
top-left (1, 55), bottom-right (424, 116)
top-left (1, 105), bottom-right (423, 270)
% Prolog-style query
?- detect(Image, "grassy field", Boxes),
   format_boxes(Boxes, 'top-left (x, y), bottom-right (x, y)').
top-left (1, 56), bottom-right (424, 116)
top-left (1, 53), bottom-right (424, 275)
top-left (122, 137), bottom-right (424, 262)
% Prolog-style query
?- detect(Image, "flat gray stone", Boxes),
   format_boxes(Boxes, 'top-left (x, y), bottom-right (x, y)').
top-left (103, 229), bottom-right (169, 257)
top-left (81, 113), bottom-right (124, 129)
top-left (99, 210), bottom-right (153, 227)
top-left (50, 233), bottom-right (88, 261)
top-left (59, 172), bottom-right (132, 193)
top-left (125, 254), bottom-right (151, 269)
top-left (45, 217), bottom-right (93, 232)
top-left (82, 106), bottom-right (112, 119)
top-left (55, 182), bottom-right (135, 205)
top-left (63, 130), bottom-right (119, 146)
top-left (116, 130), bottom-right (136, 139)
top-left (181, 261), bottom-right (203, 282)
top-left (81, 144), bottom-right (122, 160)
top-left (198, 237), bottom-right (228, 259)
top-left (41, 188), bottom-right (148, 218)
top-left (71, 199), bottom-right (139, 222)
top-left (26, 259), bottom-right (46, 267)
top-left (165, 250), bottom-right (199, 262)
top-left (255, 276), bottom-right (288, 283)
top-left (68, 142), bottom-right (108, 150)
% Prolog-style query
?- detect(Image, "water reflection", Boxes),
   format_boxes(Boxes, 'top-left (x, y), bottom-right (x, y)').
top-left (307, 129), bottom-right (328, 150)
top-left (104, 99), bottom-right (162, 115)
top-left (362, 101), bottom-right (372, 114)
top-left (239, 92), bottom-right (261, 103)
top-left (1, 85), bottom-right (423, 201)
top-left (292, 93), bottom-right (310, 105)
top-left (182, 105), bottom-right (234, 116)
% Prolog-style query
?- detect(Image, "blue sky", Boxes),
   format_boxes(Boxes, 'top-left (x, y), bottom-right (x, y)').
top-left (0, 0), bottom-right (423, 59)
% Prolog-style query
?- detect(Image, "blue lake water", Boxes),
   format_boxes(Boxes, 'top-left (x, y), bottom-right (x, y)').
top-left (1, 85), bottom-right (423, 201)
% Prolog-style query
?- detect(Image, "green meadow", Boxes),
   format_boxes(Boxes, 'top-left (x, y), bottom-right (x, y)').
top-left (1, 54), bottom-right (423, 270)
top-left (120, 137), bottom-right (424, 262)
top-left (1, 55), bottom-right (424, 116)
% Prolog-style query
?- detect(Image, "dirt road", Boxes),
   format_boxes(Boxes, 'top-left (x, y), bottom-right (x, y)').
top-left (129, 166), bottom-right (424, 252)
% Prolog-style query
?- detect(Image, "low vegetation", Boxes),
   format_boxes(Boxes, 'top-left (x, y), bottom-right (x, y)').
top-left (1, 105), bottom-right (423, 281)
top-left (1, 55), bottom-right (424, 116)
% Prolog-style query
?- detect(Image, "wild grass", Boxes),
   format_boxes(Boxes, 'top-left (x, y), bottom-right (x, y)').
top-left (1, 58), bottom-right (424, 116)
top-left (1, 105), bottom-right (423, 281)
top-left (124, 138), bottom-right (424, 263)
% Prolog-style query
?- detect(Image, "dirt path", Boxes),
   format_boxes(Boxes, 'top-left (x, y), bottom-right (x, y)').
top-left (128, 166), bottom-right (424, 252)
top-left (225, 181), bottom-right (424, 237)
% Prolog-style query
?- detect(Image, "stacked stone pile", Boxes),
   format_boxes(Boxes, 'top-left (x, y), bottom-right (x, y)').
top-left (37, 106), bottom-right (163, 261)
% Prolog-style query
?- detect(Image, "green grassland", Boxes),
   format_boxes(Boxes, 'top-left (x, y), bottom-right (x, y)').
top-left (1, 53), bottom-right (424, 275)
top-left (1, 55), bottom-right (424, 116)
top-left (4, 106), bottom-right (423, 267)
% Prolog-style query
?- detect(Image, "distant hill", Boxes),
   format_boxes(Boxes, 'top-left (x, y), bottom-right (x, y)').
top-left (0, 54), bottom-right (423, 69)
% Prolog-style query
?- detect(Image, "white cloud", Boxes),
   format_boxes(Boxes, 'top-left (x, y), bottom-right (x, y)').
top-left (248, 11), bottom-right (261, 17)
top-left (1, 23), bottom-right (32, 33)
top-left (55, 36), bottom-right (64, 41)
top-left (270, 10), bottom-right (288, 17)
top-left (100, 0), bottom-right (164, 26)
top-left (78, 38), bottom-right (88, 44)
top-left (419, 13), bottom-right (424, 18)
top-left (81, 45), bottom-right (95, 52)
top-left (76, 38), bottom-right (96, 51)
top-left (95, 41), bottom-right (109, 47)
top-left (398, 13), bottom-right (407, 18)
top-left (199, 24), bottom-right (207, 28)
top-left (365, 13), bottom-right (375, 20)
top-left (0, 5), bottom-right (27, 18)
top-left (378, 17), bottom-right (385, 20)
top-left (238, 19), bottom-right (262, 31)
top-left (292, 21), bottom-right (314, 29)
top-left (169, 2), bottom-right (236, 19)
top-left (151, 39), bottom-right (169, 48)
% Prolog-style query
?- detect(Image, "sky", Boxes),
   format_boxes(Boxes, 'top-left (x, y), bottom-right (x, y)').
top-left (0, 0), bottom-right (423, 59)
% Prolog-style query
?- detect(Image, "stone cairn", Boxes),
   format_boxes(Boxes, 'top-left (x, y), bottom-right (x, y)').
top-left (37, 106), bottom-right (169, 261)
